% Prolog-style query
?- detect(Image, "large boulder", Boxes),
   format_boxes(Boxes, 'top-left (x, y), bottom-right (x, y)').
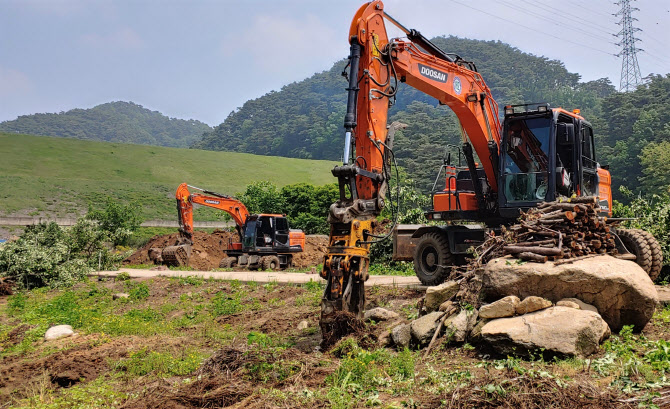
top-left (410, 311), bottom-right (444, 345)
top-left (425, 281), bottom-right (459, 312)
top-left (479, 255), bottom-right (657, 331)
top-left (480, 306), bottom-right (610, 357)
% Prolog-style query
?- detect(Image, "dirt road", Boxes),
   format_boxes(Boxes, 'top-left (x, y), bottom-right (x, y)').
top-left (93, 267), bottom-right (424, 287)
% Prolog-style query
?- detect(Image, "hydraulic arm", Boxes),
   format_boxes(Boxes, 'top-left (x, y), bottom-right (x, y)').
top-left (320, 0), bottom-right (502, 336)
top-left (162, 183), bottom-right (250, 266)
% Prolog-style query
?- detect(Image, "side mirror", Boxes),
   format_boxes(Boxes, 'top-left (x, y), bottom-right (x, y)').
top-left (557, 123), bottom-right (575, 144)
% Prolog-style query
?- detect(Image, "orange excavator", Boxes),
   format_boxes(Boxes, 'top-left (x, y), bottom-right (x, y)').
top-left (162, 183), bottom-right (305, 270)
top-left (319, 1), bottom-right (662, 334)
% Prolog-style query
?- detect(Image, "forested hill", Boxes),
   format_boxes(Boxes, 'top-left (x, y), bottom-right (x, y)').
top-left (193, 36), bottom-right (614, 162)
top-left (0, 101), bottom-right (212, 148)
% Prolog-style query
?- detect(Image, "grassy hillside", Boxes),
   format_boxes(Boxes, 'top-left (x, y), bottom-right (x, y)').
top-left (0, 133), bottom-right (337, 220)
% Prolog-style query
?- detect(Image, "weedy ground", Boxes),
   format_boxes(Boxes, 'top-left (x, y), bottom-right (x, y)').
top-left (1, 276), bottom-right (670, 408)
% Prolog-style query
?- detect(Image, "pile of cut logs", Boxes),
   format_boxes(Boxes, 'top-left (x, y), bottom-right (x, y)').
top-left (502, 196), bottom-right (616, 263)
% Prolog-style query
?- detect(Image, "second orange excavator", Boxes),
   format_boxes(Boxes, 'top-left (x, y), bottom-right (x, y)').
top-left (162, 183), bottom-right (305, 270)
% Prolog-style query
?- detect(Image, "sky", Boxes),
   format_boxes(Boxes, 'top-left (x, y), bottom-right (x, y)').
top-left (1, 0), bottom-right (669, 126)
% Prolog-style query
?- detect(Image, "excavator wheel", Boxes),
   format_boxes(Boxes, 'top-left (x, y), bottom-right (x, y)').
top-left (219, 257), bottom-right (237, 269)
top-left (617, 228), bottom-right (653, 278)
top-left (413, 232), bottom-right (453, 286)
top-left (261, 256), bottom-right (281, 271)
top-left (630, 229), bottom-right (663, 282)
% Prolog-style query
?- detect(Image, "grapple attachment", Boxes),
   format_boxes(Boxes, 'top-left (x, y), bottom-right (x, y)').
top-left (161, 244), bottom-right (192, 267)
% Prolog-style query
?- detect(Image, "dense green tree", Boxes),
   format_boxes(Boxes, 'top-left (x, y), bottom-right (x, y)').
top-left (0, 101), bottom-right (211, 148)
top-left (236, 181), bottom-right (339, 235)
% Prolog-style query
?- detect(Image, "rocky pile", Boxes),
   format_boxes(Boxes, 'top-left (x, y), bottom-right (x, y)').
top-left (382, 255), bottom-right (657, 358)
top-left (480, 255), bottom-right (657, 332)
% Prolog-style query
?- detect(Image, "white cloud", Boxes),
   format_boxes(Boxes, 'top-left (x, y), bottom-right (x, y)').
top-left (80, 27), bottom-right (144, 51)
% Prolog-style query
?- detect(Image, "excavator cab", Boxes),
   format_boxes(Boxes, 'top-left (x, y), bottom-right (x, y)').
top-left (497, 103), bottom-right (612, 218)
top-left (241, 215), bottom-right (303, 252)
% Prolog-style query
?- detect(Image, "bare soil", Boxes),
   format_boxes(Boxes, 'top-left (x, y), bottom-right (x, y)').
top-left (124, 231), bottom-right (329, 271)
top-left (2, 276), bottom-right (668, 408)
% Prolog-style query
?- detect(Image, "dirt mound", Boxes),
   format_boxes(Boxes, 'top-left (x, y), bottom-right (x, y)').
top-left (124, 230), bottom-right (236, 270)
top-left (0, 277), bottom-right (13, 295)
top-left (125, 232), bottom-right (328, 271)
top-left (292, 235), bottom-right (328, 269)
top-left (0, 335), bottom-right (132, 398)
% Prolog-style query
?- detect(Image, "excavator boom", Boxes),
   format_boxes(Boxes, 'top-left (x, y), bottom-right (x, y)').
top-left (320, 0), bottom-right (502, 341)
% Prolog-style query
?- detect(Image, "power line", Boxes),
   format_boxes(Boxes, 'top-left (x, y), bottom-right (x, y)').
top-left (519, 0), bottom-right (618, 35)
top-left (640, 50), bottom-right (670, 66)
top-left (564, 0), bottom-right (620, 22)
top-left (498, 1), bottom-right (617, 44)
top-left (447, 0), bottom-right (617, 57)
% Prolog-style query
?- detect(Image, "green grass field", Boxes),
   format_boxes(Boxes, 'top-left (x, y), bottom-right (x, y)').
top-left (0, 133), bottom-right (337, 220)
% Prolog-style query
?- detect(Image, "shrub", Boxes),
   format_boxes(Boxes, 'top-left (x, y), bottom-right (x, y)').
top-left (614, 187), bottom-right (670, 273)
top-left (87, 197), bottom-right (144, 246)
top-left (0, 219), bottom-right (126, 289)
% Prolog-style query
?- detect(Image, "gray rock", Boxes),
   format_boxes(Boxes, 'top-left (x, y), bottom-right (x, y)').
top-left (516, 296), bottom-right (552, 315)
top-left (297, 320), bottom-right (309, 330)
top-left (364, 307), bottom-right (400, 322)
top-left (559, 298), bottom-right (598, 313)
top-left (479, 296), bottom-right (520, 319)
top-left (392, 324), bottom-right (411, 349)
top-left (445, 309), bottom-right (478, 342)
top-left (425, 281), bottom-right (459, 312)
top-left (556, 300), bottom-right (581, 310)
top-left (45, 325), bottom-right (74, 341)
top-left (410, 311), bottom-right (444, 345)
top-left (479, 255), bottom-right (657, 331)
top-left (481, 306), bottom-right (610, 357)
top-left (112, 293), bottom-right (130, 300)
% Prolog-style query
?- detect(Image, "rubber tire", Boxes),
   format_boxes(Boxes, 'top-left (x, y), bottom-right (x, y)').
top-left (219, 257), bottom-right (237, 269)
top-left (617, 228), bottom-right (653, 277)
top-left (413, 232), bottom-right (453, 286)
top-left (631, 229), bottom-right (663, 282)
top-left (262, 255), bottom-right (281, 271)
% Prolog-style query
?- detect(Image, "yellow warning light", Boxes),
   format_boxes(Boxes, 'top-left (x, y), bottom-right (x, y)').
top-left (573, 109), bottom-right (581, 115)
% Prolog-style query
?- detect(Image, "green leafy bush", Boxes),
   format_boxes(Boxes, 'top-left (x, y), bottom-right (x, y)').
top-left (614, 187), bottom-right (670, 274)
top-left (87, 196), bottom-right (144, 246)
top-left (237, 181), bottom-right (338, 234)
top-left (0, 220), bottom-right (125, 289)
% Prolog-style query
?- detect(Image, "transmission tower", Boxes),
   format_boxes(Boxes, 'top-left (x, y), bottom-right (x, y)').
top-left (614, 0), bottom-right (644, 92)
